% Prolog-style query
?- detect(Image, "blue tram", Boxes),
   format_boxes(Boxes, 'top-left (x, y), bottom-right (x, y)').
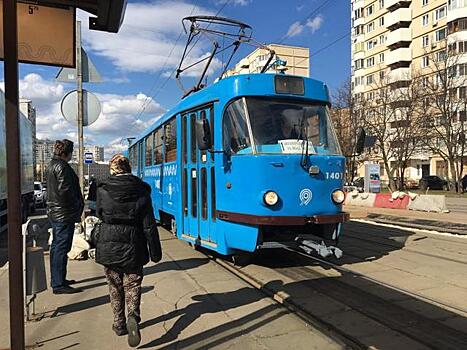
top-left (128, 73), bottom-right (357, 258)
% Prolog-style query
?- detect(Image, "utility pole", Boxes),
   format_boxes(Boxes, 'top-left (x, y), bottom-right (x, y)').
top-left (76, 21), bottom-right (85, 199)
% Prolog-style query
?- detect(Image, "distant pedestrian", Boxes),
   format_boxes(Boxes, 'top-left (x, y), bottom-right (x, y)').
top-left (46, 139), bottom-right (84, 294)
top-left (94, 154), bottom-right (162, 347)
top-left (87, 175), bottom-right (97, 216)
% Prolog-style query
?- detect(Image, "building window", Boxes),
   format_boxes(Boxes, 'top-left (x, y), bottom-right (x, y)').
top-left (459, 63), bottom-right (467, 76)
top-left (379, 16), bottom-right (384, 27)
top-left (379, 70), bottom-right (385, 81)
top-left (367, 57), bottom-right (375, 67)
top-left (422, 56), bottom-right (429, 67)
top-left (434, 6), bottom-right (446, 21)
top-left (459, 86), bottom-right (466, 99)
top-left (422, 35), bottom-right (429, 47)
top-left (436, 50), bottom-right (447, 62)
top-left (366, 4), bottom-right (374, 16)
top-left (435, 28), bottom-right (446, 41)
top-left (422, 14), bottom-right (429, 26)
top-left (367, 40), bottom-right (377, 50)
top-left (367, 22), bottom-right (375, 33)
top-left (448, 18), bottom-right (467, 34)
top-left (366, 74), bottom-right (374, 85)
top-left (355, 59), bottom-right (364, 70)
top-left (379, 0), bottom-right (384, 9)
top-left (379, 53), bottom-right (385, 63)
top-left (422, 0), bottom-right (428, 6)
top-left (459, 41), bottom-right (467, 53)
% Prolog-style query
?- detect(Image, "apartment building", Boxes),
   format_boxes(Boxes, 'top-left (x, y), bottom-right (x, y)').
top-left (72, 145), bottom-right (105, 163)
top-left (351, 0), bottom-right (467, 182)
top-left (19, 99), bottom-right (37, 178)
top-left (225, 44), bottom-right (310, 77)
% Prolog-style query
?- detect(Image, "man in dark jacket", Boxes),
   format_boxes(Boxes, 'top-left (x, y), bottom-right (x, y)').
top-left (46, 139), bottom-right (84, 294)
top-left (95, 154), bottom-right (161, 347)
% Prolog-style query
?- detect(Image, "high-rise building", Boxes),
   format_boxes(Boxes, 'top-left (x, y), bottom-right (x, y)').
top-left (351, 0), bottom-right (467, 181)
top-left (35, 139), bottom-right (55, 182)
top-left (225, 44), bottom-right (310, 77)
top-left (19, 99), bottom-right (37, 178)
top-left (72, 145), bottom-right (105, 163)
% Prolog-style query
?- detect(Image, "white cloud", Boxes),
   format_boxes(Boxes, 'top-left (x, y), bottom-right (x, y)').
top-left (286, 15), bottom-right (324, 38)
top-left (286, 21), bottom-right (305, 37)
top-left (8, 73), bottom-right (165, 156)
top-left (78, 1), bottom-right (219, 76)
top-left (306, 15), bottom-right (324, 34)
top-left (216, 0), bottom-right (252, 5)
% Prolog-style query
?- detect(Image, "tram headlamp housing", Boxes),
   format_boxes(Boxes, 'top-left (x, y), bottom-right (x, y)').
top-left (331, 190), bottom-right (345, 205)
top-left (263, 191), bottom-right (279, 206)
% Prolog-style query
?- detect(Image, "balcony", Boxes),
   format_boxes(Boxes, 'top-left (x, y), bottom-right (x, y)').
top-left (387, 47), bottom-right (412, 67)
top-left (386, 28), bottom-right (412, 48)
top-left (388, 67), bottom-right (411, 84)
top-left (447, 1), bottom-right (467, 23)
top-left (386, 8), bottom-right (412, 30)
top-left (386, 0), bottom-right (411, 12)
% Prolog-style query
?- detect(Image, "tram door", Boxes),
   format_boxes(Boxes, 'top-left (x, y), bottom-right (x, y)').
top-left (183, 107), bottom-right (216, 246)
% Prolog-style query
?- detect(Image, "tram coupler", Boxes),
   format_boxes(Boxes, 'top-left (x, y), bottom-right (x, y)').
top-left (295, 238), bottom-right (343, 259)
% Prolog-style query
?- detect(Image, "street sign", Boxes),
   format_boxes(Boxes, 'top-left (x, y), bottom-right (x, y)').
top-left (84, 152), bottom-right (93, 164)
top-left (60, 89), bottom-right (101, 126)
top-left (0, 2), bottom-right (75, 67)
top-left (56, 49), bottom-right (102, 83)
top-left (364, 163), bottom-right (381, 193)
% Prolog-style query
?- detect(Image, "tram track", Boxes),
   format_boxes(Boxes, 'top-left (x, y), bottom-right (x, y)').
top-left (207, 248), bottom-right (467, 350)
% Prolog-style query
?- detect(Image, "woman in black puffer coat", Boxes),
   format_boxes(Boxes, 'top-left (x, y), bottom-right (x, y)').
top-left (95, 154), bottom-right (161, 347)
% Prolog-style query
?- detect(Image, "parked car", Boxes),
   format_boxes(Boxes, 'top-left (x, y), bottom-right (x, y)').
top-left (462, 175), bottom-right (467, 192)
top-left (351, 177), bottom-right (364, 192)
top-left (391, 177), bottom-right (419, 190)
top-left (34, 181), bottom-right (47, 207)
top-left (418, 175), bottom-right (448, 191)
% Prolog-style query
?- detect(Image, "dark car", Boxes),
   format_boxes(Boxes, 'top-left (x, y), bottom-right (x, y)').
top-left (418, 175), bottom-right (448, 191)
top-left (352, 177), bottom-right (364, 192)
top-left (462, 175), bottom-right (467, 192)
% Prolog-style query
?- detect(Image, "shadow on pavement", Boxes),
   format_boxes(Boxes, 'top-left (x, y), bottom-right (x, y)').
top-left (139, 281), bottom-right (286, 349)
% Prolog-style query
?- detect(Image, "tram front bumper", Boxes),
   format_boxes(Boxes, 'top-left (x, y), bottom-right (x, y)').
top-left (216, 211), bottom-right (350, 226)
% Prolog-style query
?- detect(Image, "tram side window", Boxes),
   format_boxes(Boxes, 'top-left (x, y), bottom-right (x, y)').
top-left (153, 128), bottom-right (163, 165)
top-left (129, 146), bottom-right (137, 169)
top-left (165, 118), bottom-right (177, 162)
top-left (223, 99), bottom-right (251, 154)
top-left (145, 133), bottom-right (153, 166)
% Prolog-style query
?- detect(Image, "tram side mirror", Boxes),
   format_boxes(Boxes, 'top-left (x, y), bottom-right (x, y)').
top-left (195, 118), bottom-right (212, 151)
top-left (355, 127), bottom-right (366, 155)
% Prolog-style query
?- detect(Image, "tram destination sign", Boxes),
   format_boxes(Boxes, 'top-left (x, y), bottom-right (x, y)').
top-left (0, 1), bottom-right (75, 67)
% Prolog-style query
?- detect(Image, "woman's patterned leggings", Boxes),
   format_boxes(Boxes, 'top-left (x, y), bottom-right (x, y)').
top-left (104, 267), bottom-right (143, 328)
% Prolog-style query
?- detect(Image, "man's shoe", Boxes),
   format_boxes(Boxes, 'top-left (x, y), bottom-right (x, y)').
top-left (64, 279), bottom-right (77, 285)
top-left (126, 316), bottom-right (141, 348)
top-left (112, 325), bottom-right (128, 336)
top-left (53, 285), bottom-right (82, 294)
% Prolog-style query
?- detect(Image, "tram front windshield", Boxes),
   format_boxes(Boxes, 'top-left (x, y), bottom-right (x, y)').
top-left (223, 97), bottom-right (341, 155)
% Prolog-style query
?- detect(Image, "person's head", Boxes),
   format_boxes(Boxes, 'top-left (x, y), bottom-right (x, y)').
top-left (53, 139), bottom-right (74, 162)
top-left (109, 154), bottom-right (131, 175)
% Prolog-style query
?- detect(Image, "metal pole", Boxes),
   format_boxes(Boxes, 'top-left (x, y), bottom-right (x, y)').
top-left (3, 0), bottom-right (26, 348)
top-left (76, 21), bottom-right (84, 199)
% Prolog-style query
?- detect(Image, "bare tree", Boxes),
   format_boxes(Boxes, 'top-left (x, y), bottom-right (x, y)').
top-left (420, 41), bottom-right (467, 192)
top-left (330, 79), bottom-right (364, 184)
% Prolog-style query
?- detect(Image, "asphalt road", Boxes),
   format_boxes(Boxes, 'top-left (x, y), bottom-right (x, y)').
top-left (446, 197), bottom-right (467, 213)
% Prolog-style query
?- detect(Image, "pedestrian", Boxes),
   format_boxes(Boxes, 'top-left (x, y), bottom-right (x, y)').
top-left (94, 154), bottom-right (162, 347)
top-left (87, 175), bottom-right (97, 216)
top-left (46, 139), bottom-right (84, 294)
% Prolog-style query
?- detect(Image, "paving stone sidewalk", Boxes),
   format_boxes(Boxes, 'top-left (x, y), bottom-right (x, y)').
top-left (0, 229), bottom-right (344, 350)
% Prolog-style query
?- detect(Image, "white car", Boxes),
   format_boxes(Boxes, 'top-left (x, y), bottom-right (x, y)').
top-left (34, 181), bottom-right (47, 207)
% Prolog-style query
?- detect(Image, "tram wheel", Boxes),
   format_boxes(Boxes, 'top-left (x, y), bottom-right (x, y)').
top-left (231, 253), bottom-right (252, 267)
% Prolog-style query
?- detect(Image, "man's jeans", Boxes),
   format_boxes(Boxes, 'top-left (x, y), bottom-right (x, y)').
top-left (50, 222), bottom-right (75, 289)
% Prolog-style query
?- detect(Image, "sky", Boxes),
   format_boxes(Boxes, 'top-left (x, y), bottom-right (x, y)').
top-left (2, 0), bottom-right (350, 159)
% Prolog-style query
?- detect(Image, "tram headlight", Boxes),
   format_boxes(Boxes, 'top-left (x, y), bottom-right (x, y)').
top-left (331, 190), bottom-right (345, 204)
top-left (263, 191), bottom-right (279, 206)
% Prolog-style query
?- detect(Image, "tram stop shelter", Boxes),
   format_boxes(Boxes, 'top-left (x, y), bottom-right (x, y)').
top-left (1, 1), bottom-right (127, 349)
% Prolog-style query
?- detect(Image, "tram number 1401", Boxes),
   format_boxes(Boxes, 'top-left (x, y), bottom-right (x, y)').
top-left (325, 172), bottom-right (343, 180)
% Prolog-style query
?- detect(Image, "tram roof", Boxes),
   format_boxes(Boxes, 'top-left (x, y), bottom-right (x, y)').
top-left (133, 73), bottom-right (330, 144)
